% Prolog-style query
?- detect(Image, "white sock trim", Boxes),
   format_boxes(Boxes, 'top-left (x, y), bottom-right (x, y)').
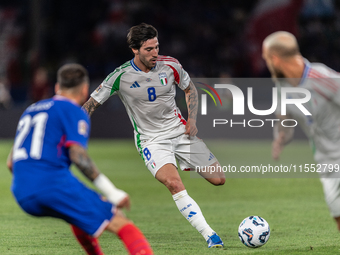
top-left (172, 189), bottom-right (188, 201)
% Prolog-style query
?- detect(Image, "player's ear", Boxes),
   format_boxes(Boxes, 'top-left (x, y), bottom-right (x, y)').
top-left (80, 82), bottom-right (89, 102)
top-left (271, 54), bottom-right (281, 66)
top-left (131, 48), bottom-right (139, 55)
top-left (82, 83), bottom-right (89, 98)
top-left (54, 83), bottom-right (60, 95)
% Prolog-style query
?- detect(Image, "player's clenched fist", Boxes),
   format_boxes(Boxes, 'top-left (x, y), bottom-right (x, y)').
top-left (117, 196), bottom-right (131, 211)
top-left (94, 174), bottom-right (130, 210)
top-left (184, 119), bottom-right (198, 137)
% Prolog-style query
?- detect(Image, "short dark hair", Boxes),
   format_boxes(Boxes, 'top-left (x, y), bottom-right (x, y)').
top-left (127, 23), bottom-right (158, 50)
top-left (57, 63), bottom-right (89, 89)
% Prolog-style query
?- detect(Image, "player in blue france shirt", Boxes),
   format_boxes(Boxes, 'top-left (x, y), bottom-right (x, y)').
top-left (7, 63), bottom-right (153, 255)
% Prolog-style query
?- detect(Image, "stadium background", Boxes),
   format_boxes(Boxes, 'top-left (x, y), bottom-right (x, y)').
top-left (0, 0), bottom-right (338, 138)
top-left (1, 1), bottom-right (340, 254)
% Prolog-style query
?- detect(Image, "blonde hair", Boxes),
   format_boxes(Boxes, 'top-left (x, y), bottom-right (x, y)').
top-left (263, 31), bottom-right (300, 57)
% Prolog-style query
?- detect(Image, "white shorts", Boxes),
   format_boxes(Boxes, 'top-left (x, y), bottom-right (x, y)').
top-left (136, 134), bottom-right (218, 177)
top-left (320, 178), bottom-right (340, 218)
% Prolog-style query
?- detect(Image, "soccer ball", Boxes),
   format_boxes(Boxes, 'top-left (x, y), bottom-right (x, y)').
top-left (238, 216), bottom-right (270, 248)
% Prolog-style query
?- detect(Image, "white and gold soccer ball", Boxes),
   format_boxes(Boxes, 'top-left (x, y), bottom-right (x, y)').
top-left (238, 216), bottom-right (270, 248)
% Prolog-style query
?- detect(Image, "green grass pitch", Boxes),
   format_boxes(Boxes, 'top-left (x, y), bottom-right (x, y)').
top-left (0, 139), bottom-right (339, 254)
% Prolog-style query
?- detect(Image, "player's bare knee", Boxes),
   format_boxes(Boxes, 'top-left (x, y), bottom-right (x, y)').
top-left (210, 177), bottom-right (225, 186)
top-left (164, 178), bottom-right (185, 194)
top-left (218, 171), bottom-right (226, 185)
top-left (211, 167), bottom-right (225, 186)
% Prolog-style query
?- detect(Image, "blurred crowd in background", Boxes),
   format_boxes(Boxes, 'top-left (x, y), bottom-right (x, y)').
top-left (0, 0), bottom-right (339, 109)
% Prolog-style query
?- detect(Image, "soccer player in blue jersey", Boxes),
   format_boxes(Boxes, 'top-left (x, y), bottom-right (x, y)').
top-left (6, 63), bottom-right (153, 255)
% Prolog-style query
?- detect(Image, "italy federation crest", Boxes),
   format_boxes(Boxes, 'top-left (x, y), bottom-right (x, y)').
top-left (159, 72), bottom-right (168, 86)
top-left (150, 159), bottom-right (156, 169)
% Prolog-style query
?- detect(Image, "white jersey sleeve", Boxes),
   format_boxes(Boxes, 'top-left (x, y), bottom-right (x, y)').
top-left (308, 63), bottom-right (340, 106)
top-left (91, 61), bottom-right (130, 104)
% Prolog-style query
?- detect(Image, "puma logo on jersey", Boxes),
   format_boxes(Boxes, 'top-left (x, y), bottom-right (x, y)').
top-left (130, 81), bottom-right (140, 88)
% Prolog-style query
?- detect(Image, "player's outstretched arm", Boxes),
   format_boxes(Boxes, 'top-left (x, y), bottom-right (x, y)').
top-left (183, 80), bottom-right (198, 137)
top-left (272, 115), bottom-right (295, 160)
top-left (82, 97), bottom-right (101, 116)
top-left (69, 144), bottom-right (130, 210)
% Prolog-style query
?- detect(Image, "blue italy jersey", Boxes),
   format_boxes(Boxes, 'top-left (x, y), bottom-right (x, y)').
top-left (12, 95), bottom-right (90, 202)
